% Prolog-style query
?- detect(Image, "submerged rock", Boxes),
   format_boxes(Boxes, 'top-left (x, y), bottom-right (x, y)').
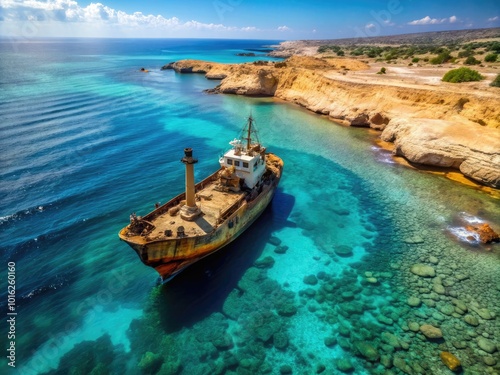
top-left (404, 236), bottom-right (425, 244)
top-left (474, 308), bottom-right (494, 320)
top-left (138, 351), bottom-right (164, 374)
top-left (274, 245), bottom-right (288, 254)
top-left (212, 333), bottom-right (233, 351)
top-left (440, 352), bottom-right (461, 372)
top-left (393, 356), bottom-right (413, 374)
top-left (254, 256), bottom-right (275, 269)
top-left (464, 314), bottom-right (479, 326)
top-left (353, 341), bottom-right (380, 361)
top-left (334, 245), bottom-right (353, 257)
top-left (273, 332), bottom-right (289, 350)
top-left (410, 264), bottom-right (436, 277)
top-left (268, 236), bottom-right (282, 246)
top-left (277, 303), bottom-right (298, 317)
top-left (407, 296), bottom-right (422, 307)
top-left (420, 324), bottom-right (443, 339)
top-left (408, 322), bottom-right (420, 332)
top-left (477, 337), bottom-right (497, 354)
top-left (280, 365), bottom-right (293, 374)
top-left (303, 274), bottom-right (318, 285)
top-left (324, 336), bottom-right (337, 347)
top-left (483, 356), bottom-right (497, 366)
top-left (381, 332), bottom-right (401, 349)
top-left (335, 358), bottom-right (354, 372)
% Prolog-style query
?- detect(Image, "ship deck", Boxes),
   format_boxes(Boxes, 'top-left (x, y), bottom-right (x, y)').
top-left (142, 182), bottom-right (245, 241)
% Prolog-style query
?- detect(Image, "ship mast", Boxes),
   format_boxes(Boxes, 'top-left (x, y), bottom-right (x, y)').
top-left (245, 115), bottom-right (253, 151)
top-left (242, 115), bottom-right (261, 152)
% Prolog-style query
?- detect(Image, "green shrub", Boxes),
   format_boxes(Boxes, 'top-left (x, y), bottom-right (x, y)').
top-left (411, 57), bottom-right (420, 63)
top-left (377, 67), bottom-right (387, 75)
top-left (488, 41), bottom-right (500, 53)
top-left (337, 50), bottom-right (345, 56)
top-left (464, 56), bottom-right (480, 65)
top-left (430, 50), bottom-right (452, 64)
top-left (458, 49), bottom-right (473, 58)
top-left (442, 67), bottom-right (484, 83)
top-left (490, 74), bottom-right (500, 87)
top-left (484, 53), bottom-right (498, 63)
top-left (351, 48), bottom-right (364, 56)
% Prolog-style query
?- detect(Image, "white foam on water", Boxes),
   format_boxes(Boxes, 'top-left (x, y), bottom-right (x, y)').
top-left (448, 226), bottom-right (480, 244)
top-left (370, 145), bottom-right (395, 164)
top-left (0, 214), bottom-right (16, 224)
top-left (460, 212), bottom-right (484, 224)
top-left (18, 306), bottom-right (142, 375)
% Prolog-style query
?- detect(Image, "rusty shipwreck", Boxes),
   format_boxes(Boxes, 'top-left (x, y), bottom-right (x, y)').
top-left (119, 116), bottom-right (283, 281)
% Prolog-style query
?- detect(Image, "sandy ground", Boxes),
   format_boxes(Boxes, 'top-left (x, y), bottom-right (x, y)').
top-left (322, 60), bottom-right (500, 97)
top-left (274, 40), bottom-right (500, 96)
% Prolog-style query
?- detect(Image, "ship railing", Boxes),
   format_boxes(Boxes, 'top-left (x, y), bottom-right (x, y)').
top-left (142, 168), bottom-right (222, 222)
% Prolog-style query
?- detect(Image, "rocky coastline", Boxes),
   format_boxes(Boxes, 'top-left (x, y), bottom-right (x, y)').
top-left (162, 56), bottom-right (500, 189)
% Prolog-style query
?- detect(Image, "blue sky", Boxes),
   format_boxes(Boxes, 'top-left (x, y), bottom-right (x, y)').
top-left (0, 0), bottom-right (499, 39)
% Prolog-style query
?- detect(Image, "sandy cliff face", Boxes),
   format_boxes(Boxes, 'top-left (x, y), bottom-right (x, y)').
top-left (163, 58), bottom-right (500, 188)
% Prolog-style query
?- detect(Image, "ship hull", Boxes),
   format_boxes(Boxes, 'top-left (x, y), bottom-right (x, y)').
top-left (119, 168), bottom-right (280, 280)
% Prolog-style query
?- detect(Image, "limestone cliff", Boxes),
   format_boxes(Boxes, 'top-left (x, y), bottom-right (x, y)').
top-left (162, 57), bottom-right (500, 188)
top-left (381, 119), bottom-right (500, 188)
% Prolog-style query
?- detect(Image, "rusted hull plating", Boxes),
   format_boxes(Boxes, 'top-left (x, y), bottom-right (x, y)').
top-left (119, 165), bottom-right (281, 280)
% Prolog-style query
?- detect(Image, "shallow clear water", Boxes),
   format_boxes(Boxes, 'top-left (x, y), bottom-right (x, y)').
top-left (1, 38), bottom-right (499, 375)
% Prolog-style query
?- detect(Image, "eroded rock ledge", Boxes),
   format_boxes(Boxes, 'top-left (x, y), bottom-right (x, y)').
top-left (162, 57), bottom-right (500, 188)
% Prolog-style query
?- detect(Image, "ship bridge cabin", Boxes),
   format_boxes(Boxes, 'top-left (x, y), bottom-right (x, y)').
top-left (220, 139), bottom-right (266, 189)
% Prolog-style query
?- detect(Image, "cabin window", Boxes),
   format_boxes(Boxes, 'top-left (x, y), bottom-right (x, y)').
top-left (226, 158), bottom-right (233, 165)
top-left (253, 163), bottom-right (258, 171)
top-left (234, 160), bottom-right (240, 167)
top-left (243, 162), bottom-right (249, 168)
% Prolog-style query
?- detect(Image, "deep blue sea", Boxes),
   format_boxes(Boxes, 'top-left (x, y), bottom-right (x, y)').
top-left (0, 38), bottom-right (499, 375)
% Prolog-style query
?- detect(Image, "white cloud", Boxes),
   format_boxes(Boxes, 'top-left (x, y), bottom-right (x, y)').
top-left (0, 0), bottom-right (257, 36)
top-left (277, 25), bottom-right (291, 32)
top-left (408, 15), bottom-right (458, 25)
top-left (488, 16), bottom-right (499, 22)
top-left (241, 26), bottom-right (259, 32)
top-left (365, 23), bottom-right (376, 29)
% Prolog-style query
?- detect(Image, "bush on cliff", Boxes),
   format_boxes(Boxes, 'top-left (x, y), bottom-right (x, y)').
top-left (464, 56), bottom-right (480, 65)
top-left (484, 53), bottom-right (498, 63)
top-left (490, 74), bottom-right (500, 87)
top-left (442, 67), bottom-right (484, 83)
top-left (430, 50), bottom-right (452, 64)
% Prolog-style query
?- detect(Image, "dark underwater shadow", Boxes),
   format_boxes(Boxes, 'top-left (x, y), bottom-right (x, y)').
top-left (153, 190), bottom-right (295, 333)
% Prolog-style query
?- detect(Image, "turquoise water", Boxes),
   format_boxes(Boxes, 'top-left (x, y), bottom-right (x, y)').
top-left (0, 38), bottom-right (499, 375)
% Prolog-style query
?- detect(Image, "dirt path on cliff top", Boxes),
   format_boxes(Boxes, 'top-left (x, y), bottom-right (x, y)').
top-left (322, 63), bottom-right (500, 99)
